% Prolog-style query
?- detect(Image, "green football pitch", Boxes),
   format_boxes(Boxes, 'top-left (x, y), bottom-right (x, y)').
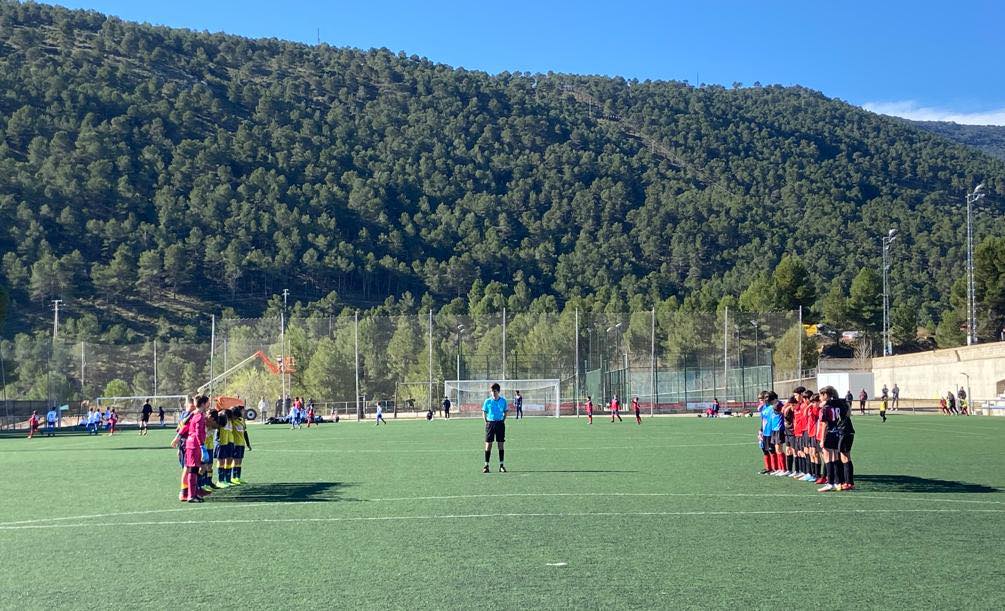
top-left (2, 414), bottom-right (1003, 609)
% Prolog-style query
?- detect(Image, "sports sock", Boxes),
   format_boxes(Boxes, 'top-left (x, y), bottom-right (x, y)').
top-left (776, 453), bottom-right (785, 470)
top-left (844, 461), bottom-right (854, 485)
top-left (826, 461), bottom-right (836, 485)
top-left (498, 448), bottom-right (504, 463)
top-left (786, 455), bottom-right (793, 472)
top-left (218, 467), bottom-right (225, 481)
top-left (762, 454), bottom-right (772, 470)
top-left (234, 467), bottom-right (242, 480)
top-left (484, 450), bottom-right (490, 464)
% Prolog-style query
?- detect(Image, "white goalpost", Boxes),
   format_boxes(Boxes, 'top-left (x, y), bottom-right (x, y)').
top-left (444, 379), bottom-right (561, 417)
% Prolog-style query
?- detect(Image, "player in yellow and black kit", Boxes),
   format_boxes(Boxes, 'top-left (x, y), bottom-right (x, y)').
top-left (230, 406), bottom-right (252, 484)
top-left (215, 406), bottom-right (234, 486)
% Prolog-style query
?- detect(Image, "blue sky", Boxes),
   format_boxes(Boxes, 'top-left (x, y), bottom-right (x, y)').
top-left (51, 0), bottom-right (1005, 124)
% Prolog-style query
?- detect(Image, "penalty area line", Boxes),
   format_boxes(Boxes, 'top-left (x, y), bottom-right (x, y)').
top-left (1, 508), bottom-right (1002, 531)
top-left (3, 490), bottom-right (1002, 527)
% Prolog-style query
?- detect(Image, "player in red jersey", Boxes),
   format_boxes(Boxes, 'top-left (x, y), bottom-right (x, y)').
top-left (585, 396), bottom-right (594, 424)
top-left (27, 411), bottom-right (40, 439)
top-left (609, 395), bottom-right (623, 422)
top-left (632, 396), bottom-right (642, 424)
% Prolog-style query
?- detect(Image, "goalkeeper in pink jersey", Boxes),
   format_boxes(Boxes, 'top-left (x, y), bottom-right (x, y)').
top-left (172, 395), bottom-right (208, 503)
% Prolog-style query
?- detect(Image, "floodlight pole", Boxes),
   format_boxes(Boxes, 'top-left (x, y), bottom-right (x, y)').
top-left (966, 185), bottom-right (985, 345)
top-left (881, 229), bottom-right (897, 355)
top-left (209, 314), bottom-right (216, 398)
top-left (575, 308), bottom-right (580, 417)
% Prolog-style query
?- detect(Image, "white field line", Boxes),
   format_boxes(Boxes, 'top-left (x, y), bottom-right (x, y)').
top-left (3, 490), bottom-right (1001, 527)
top-left (260, 442), bottom-right (753, 454)
top-left (1, 508), bottom-right (1002, 531)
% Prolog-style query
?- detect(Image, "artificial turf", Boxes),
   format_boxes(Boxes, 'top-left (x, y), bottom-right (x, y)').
top-left (1, 413), bottom-right (1003, 609)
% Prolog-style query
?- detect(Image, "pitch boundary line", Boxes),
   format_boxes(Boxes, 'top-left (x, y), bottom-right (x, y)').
top-left (2, 508), bottom-right (1002, 532)
top-left (4, 490), bottom-right (1001, 527)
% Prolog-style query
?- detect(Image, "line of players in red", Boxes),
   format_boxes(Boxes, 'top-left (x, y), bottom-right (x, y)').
top-left (758, 385), bottom-right (856, 492)
top-left (582, 394), bottom-right (643, 425)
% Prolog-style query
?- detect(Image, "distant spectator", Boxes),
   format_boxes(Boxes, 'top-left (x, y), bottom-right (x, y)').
top-left (891, 384), bottom-right (900, 411)
top-left (858, 389), bottom-right (868, 415)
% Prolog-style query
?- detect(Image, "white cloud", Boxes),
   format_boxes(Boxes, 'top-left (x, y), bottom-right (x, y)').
top-left (862, 101), bottom-right (1005, 126)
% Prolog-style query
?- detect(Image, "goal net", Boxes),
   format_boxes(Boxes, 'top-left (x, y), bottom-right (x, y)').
top-left (444, 379), bottom-right (561, 418)
top-left (93, 395), bottom-right (188, 426)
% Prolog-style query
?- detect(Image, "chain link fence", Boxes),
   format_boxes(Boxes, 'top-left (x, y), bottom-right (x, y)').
top-left (1, 308), bottom-right (803, 420)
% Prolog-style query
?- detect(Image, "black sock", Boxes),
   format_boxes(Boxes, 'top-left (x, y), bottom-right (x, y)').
top-left (836, 462), bottom-right (846, 485)
top-left (484, 450), bottom-right (490, 464)
top-left (234, 467), bottom-right (241, 479)
top-left (499, 448), bottom-right (504, 463)
top-left (826, 461), bottom-right (836, 485)
top-left (786, 455), bottom-right (793, 472)
top-left (218, 467), bottom-right (225, 481)
top-left (845, 461), bottom-right (854, 485)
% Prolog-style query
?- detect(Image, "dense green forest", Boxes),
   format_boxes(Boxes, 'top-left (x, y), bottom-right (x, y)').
top-left (911, 120), bottom-right (1005, 161)
top-left (0, 0), bottom-right (1003, 360)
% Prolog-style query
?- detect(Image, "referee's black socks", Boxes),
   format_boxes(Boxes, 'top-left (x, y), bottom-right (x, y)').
top-left (484, 450), bottom-right (490, 464)
top-left (499, 448), bottom-right (504, 463)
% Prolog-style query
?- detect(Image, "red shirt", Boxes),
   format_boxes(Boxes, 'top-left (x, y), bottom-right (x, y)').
top-left (793, 404), bottom-right (807, 435)
top-left (585, 400), bottom-right (593, 413)
top-left (805, 403), bottom-right (821, 438)
top-left (610, 399), bottom-right (620, 411)
top-left (632, 399), bottom-right (640, 412)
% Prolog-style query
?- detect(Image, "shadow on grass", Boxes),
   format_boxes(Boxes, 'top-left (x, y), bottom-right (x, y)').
top-left (856, 475), bottom-right (1000, 494)
top-left (211, 481), bottom-right (354, 503)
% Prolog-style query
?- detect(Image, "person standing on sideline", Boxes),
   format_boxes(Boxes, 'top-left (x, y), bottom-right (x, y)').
top-left (585, 396), bottom-right (594, 424)
top-left (881, 384), bottom-right (889, 402)
top-left (258, 396), bottom-right (268, 420)
top-left (140, 399), bottom-right (153, 436)
top-left (632, 396), bottom-right (642, 424)
top-left (482, 383), bottom-right (508, 473)
top-left (610, 394), bottom-right (623, 422)
top-left (891, 384), bottom-right (900, 411)
top-left (374, 400), bottom-right (387, 425)
top-left (514, 391), bottom-right (524, 419)
top-left (858, 389), bottom-right (868, 415)
top-left (844, 390), bottom-right (854, 410)
top-left (158, 405), bottom-right (165, 428)
top-left (45, 407), bottom-right (59, 437)
top-left (442, 396), bottom-right (451, 419)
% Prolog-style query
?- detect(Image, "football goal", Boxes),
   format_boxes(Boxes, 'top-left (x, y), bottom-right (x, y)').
top-left (444, 379), bottom-right (561, 417)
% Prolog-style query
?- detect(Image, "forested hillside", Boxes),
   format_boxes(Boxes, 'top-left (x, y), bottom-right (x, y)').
top-left (910, 120), bottom-right (1005, 161)
top-left (0, 1), bottom-right (1003, 347)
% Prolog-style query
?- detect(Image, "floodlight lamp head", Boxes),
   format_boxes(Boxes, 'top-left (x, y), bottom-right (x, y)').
top-left (888, 228), bottom-right (897, 237)
top-left (974, 183), bottom-right (985, 194)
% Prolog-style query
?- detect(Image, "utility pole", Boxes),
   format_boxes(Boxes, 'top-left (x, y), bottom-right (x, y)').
top-left (281, 289), bottom-right (289, 407)
top-left (52, 299), bottom-right (63, 340)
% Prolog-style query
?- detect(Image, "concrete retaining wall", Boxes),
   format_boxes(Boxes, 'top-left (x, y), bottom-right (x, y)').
top-left (872, 342), bottom-right (1005, 402)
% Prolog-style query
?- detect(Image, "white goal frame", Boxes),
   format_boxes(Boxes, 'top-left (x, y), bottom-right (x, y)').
top-left (444, 379), bottom-right (561, 418)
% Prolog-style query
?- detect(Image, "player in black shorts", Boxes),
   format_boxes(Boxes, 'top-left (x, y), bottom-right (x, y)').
top-left (818, 386), bottom-right (851, 492)
top-left (139, 399), bottom-right (153, 436)
top-left (836, 392), bottom-right (855, 490)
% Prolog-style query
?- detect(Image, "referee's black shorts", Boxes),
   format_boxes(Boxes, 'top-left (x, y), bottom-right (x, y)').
top-left (485, 420), bottom-right (506, 443)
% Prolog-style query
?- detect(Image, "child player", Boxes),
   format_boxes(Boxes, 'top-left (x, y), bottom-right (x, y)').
top-left (792, 394), bottom-right (808, 479)
top-left (214, 405), bottom-right (233, 487)
top-left (609, 394), bottom-right (623, 422)
top-left (172, 396), bottom-right (207, 503)
top-left (585, 396), bottom-right (594, 425)
top-left (230, 406), bottom-right (251, 485)
top-left (27, 410), bottom-right (40, 439)
top-left (632, 396), bottom-right (642, 425)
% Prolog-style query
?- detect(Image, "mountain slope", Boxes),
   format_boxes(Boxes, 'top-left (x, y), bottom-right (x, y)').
top-left (909, 120), bottom-right (1005, 161)
top-left (0, 1), bottom-right (1002, 342)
